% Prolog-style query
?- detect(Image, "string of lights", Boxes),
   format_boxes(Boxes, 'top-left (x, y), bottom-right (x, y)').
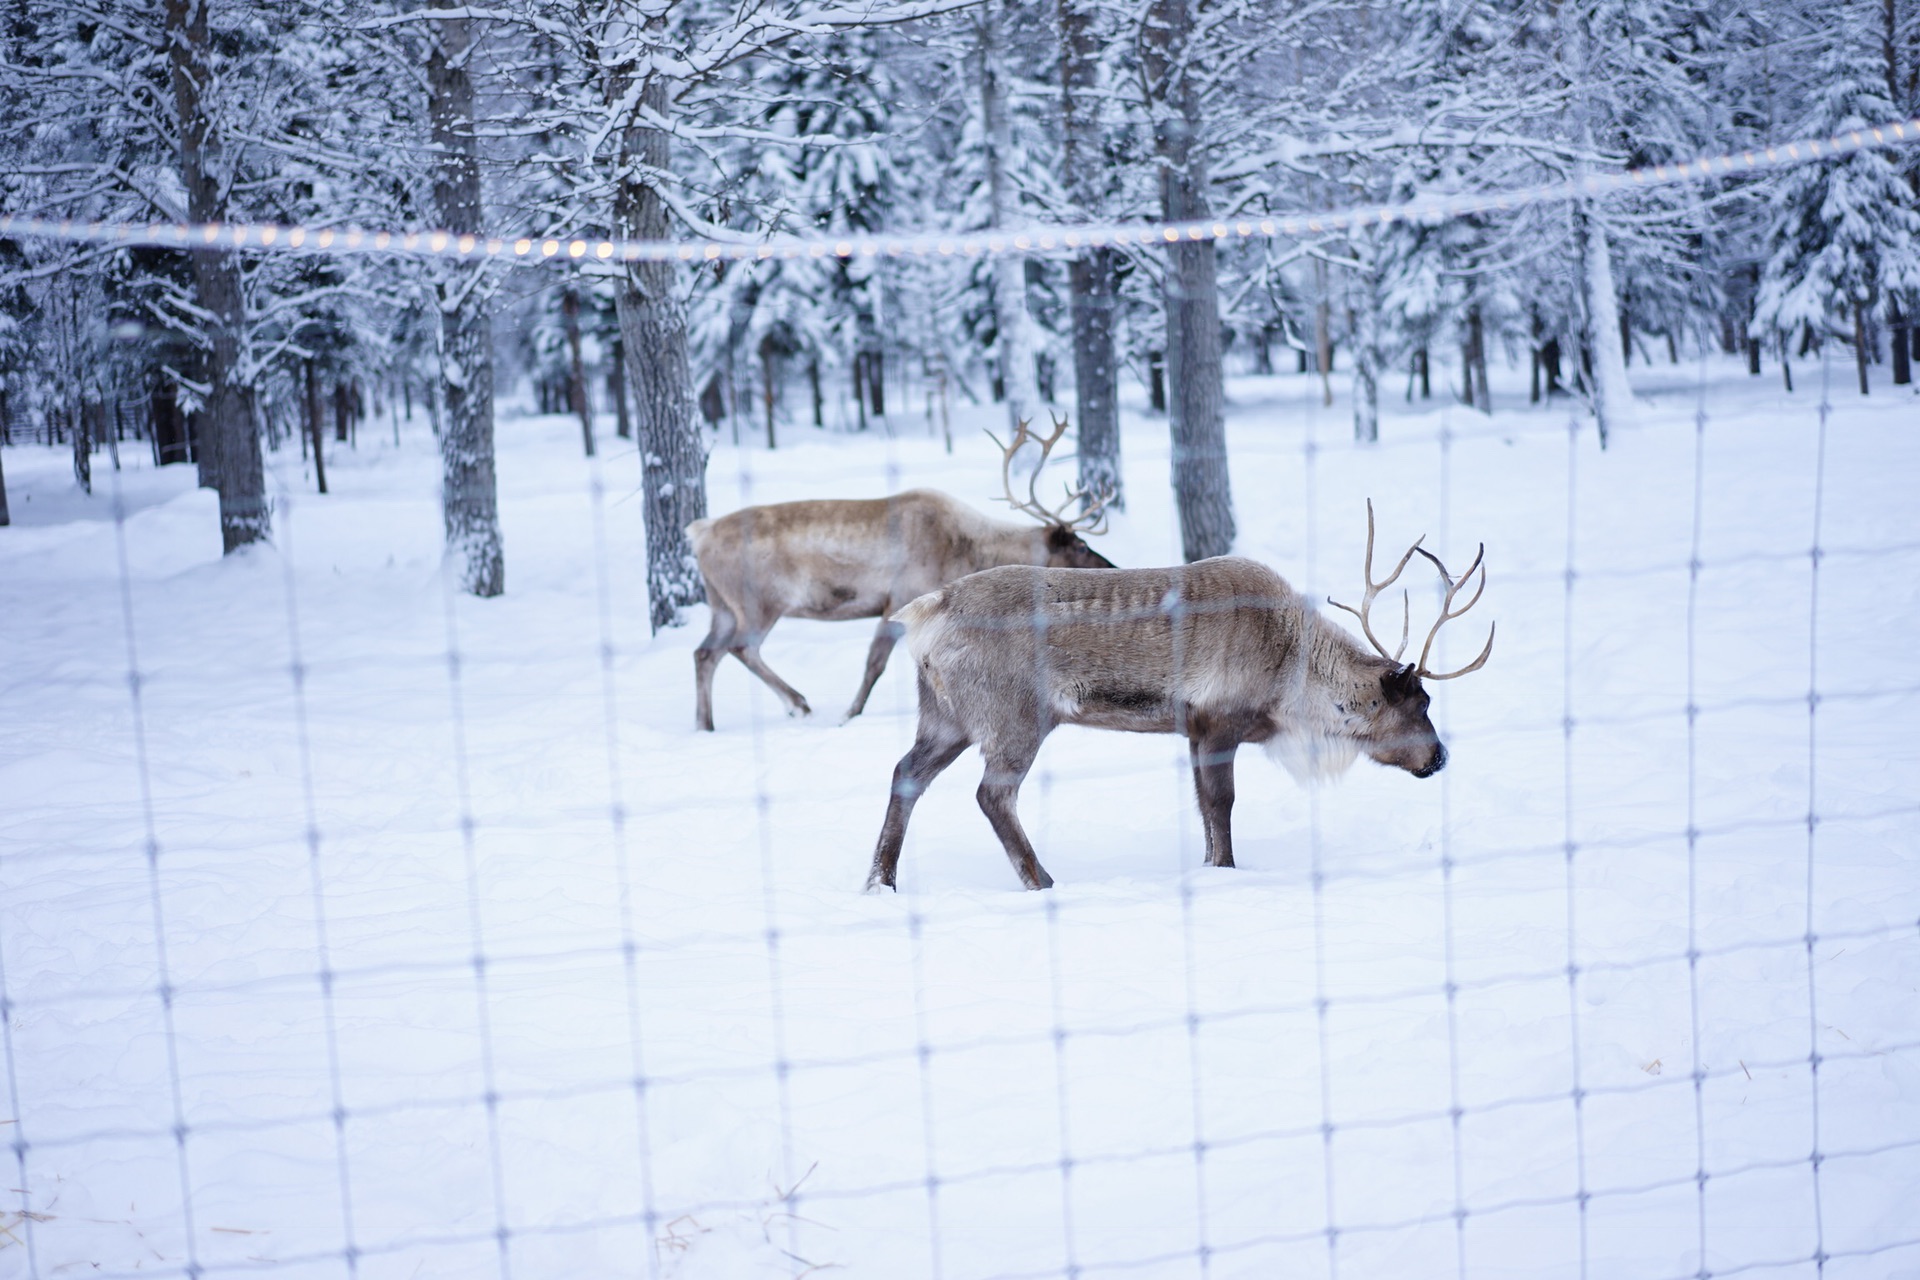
top-left (1, 118), bottom-right (1916, 266)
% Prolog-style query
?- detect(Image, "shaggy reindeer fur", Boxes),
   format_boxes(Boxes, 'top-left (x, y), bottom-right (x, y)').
top-left (687, 488), bottom-right (1111, 730)
top-left (870, 556), bottom-right (1453, 890)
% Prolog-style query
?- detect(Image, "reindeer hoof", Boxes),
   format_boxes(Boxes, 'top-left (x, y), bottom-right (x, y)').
top-left (788, 699), bottom-right (812, 719)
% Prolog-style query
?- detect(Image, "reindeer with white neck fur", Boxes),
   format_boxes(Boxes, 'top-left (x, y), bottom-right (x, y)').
top-left (865, 502), bottom-right (1493, 890)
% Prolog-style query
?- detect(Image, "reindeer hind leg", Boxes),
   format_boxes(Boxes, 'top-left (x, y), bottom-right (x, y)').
top-left (726, 605), bottom-right (812, 719)
top-left (694, 600), bottom-right (740, 731)
top-left (845, 615), bottom-right (906, 721)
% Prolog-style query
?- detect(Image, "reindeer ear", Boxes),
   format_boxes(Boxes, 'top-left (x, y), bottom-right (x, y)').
top-left (1380, 664), bottom-right (1420, 703)
top-left (1046, 525), bottom-right (1074, 549)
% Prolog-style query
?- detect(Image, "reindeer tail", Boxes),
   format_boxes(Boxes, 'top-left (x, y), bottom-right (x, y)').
top-left (684, 518), bottom-right (713, 555)
top-left (894, 590), bottom-right (949, 663)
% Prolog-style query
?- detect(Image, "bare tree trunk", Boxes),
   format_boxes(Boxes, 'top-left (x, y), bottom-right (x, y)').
top-left (979, 4), bottom-right (1042, 445)
top-left (428, 6), bottom-right (503, 596)
top-left (1314, 260), bottom-right (1334, 408)
top-left (564, 286), bottom-right (596, 456)
top-left (166, 0), bottom-right (267, 551)
top-left (1892, 295), bottom-right (1913, 386)
top-left (0, 387), bottom-right (9, 526)
top-left (609, 335), bottom-right (633, 438)
top-left (1145, 0), bottom-right (1233, 561)
top-left (334, 381), bottom-right (351, 443)
top-left (614, 55), bottom-right (706, 631)
top-left (304, 361), bottom-right (327, 494)
top-left (1855, 301), bottom-right (1873, 395)
top-left (1530, 310), bottom-right (1543, 404)
top-left (809, 357), bottom-right (823, 428)
top-left (761, 333), bottom-right (778, 450)
top-left (1467, 302), bottom-right (1491, 414)
top-left (1060, 0), bottom-right (1122, 508)
top-left (72, 398), bottom-right (91, 494)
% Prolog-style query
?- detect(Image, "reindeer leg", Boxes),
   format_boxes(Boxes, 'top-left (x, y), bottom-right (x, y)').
top-left (976, 732), bottom-right (1055, 890)
top-left (866, 700), bottom-right (970, 892)
top-left (1189, 733), bottom-right (1240, 869)
top-left (844, 616), bottom-right (906, 721)
top-left (726, 615), bottom-right (812, 718)
top-left (693, 604), bottom-right (739, 731)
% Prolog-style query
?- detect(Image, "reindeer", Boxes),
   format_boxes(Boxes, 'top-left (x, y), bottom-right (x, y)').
top-left (687, 416), bottom-right (1114, 731)
top-left (865, 502), bottom-right (1493, 890)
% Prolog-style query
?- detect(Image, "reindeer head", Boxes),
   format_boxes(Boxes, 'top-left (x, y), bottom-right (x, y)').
top-left (990, 414), bottom-right (1116, 569)
top-left (1328, 500), bottom-right (1494, 778)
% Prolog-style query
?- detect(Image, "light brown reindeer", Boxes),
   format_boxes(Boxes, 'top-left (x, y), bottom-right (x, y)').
top-left (865, 501), bottom-right (1493, 889)
top-left (687, 416), bottom-right (1114, 731)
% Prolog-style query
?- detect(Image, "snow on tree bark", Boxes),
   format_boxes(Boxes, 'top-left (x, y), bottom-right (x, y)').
top-left (165, 0), bottom-right (268, 553)
top-left (1352, 292), bottom-right (1381, 443)
top-left (428, 6), bottom-right (503, 597)
top-left (1144, 0), bottom-right (1233, 562)
top-left (615, 62), bottom-right (708, 633)
top-left (1575, 205), bottom-right (1635, 447)
top-left (1060, 0), bottom-right (1122, 509)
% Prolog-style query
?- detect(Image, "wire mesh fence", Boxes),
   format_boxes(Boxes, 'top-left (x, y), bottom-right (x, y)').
top-left (3, 199), bottom-right (1920, 1280)
top-left (7, 333), bottom-right (1912, 1280)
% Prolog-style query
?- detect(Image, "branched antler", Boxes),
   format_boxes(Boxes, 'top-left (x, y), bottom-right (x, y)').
top-left (1411, 544), bottom-right (1495, 680)
top-left (1326, 498), bottom-right (1420, 662)
top-left (986, 412), bottom-right (1110, 534)
top-left (1329, 500), bottom-right (1494, 680)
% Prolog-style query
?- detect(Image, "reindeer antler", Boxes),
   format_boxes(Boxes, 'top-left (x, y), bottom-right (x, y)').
top-left (1410, 544), bottom-right (1494, 680)
top-left (1326, 498), bottom-right (1420, 662)
top-left (1329, 500), bottom-right (1495, 680)
top-left (986, 412), bottom-right (1111, 535)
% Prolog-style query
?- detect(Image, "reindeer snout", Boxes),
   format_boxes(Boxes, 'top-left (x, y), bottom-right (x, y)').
top-left (1413, 742), bottom-right (1447, 778)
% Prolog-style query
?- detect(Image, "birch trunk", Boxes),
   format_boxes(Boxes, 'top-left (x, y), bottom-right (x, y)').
top-left (1352, 296), bottom-right (1380, 443)
top-left (1060, 0), bottom-right (1122, 508)
top-left (615, 62), bottom-right (707, 632)
top-left (1145, 0), bottom-right (1233, 561)
top-left (1574, 204), bottom-right (1634, 447)
top-left (165, 0), bottom-right (267, 552)
top-left (978, 6), bottom-right (1042, 449)
top-left (427, 6), bottom-right (504, 596)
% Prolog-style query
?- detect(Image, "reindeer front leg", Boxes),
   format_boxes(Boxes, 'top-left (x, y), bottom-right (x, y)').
top-left (1189, 733), bottom-right (1240, 869)
top-left (866, 693), bottom-right (970, 890)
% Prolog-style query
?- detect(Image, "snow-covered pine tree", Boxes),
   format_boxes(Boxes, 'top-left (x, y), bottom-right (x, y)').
top-left (1755, 0), bottom-right (1920, 394)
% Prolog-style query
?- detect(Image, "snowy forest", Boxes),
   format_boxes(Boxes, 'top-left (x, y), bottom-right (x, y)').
top-left (6, 2), bottom-right (1920, 1277)
top-left (2, 0), bottom-right (1917, 625)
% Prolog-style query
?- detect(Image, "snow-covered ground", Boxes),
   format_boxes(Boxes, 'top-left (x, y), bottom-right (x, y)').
top-left (2, 357), bottom-right (1916, 1280)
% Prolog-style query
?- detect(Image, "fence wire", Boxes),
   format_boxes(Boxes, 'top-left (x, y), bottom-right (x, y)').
top-left (3, 197), bottom-right (1919, 1280)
